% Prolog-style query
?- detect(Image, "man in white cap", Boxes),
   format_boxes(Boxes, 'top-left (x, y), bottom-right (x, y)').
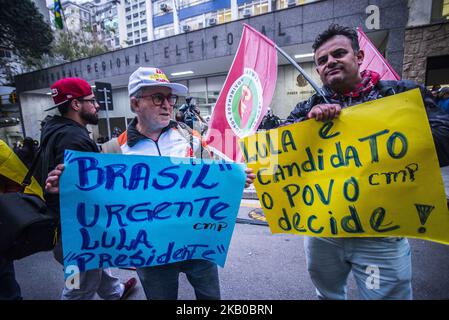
top-left (102, 67), bottom-right (208, 157)
top-left (47, 68), bottom-right (256, 300)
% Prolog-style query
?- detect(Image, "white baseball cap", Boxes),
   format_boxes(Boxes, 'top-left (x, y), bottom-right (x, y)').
top-left (128, 67), bottom-right (188, 97)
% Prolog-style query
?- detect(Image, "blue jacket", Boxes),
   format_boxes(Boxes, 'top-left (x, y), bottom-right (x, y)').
top-left (438, 98), bottom-right (449, 114)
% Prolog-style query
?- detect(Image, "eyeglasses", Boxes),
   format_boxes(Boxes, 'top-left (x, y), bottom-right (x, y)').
top-left (138, 93), bottom-right (178, 106)
top-left (77, 98), bottom-right (98, 105)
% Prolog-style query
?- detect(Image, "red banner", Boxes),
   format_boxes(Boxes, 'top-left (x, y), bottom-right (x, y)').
top-left (205, 24), bottom-right (278, 162)
top-left (358, 27), bottom-right (400, 80)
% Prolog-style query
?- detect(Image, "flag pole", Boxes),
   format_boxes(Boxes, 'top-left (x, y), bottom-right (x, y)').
top-left (275, 45), bottom-right (330, 104)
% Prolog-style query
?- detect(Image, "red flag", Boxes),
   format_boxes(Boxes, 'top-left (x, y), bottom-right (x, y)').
top-left (205, 24), bottom-right (278, 162)
top-left (357, 27), bottom-right (400, 80)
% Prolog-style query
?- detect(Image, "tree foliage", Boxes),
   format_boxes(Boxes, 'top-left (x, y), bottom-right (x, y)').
top-left (52, 30), bottom-right (109, 62)
top-left (0, 0), bottom-right (110, 84)
top-left (0, 0), bottom-right (53, 64)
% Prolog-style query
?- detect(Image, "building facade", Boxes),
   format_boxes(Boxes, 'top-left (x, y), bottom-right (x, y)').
top-left (59, 1), bottom-right (93, 33)
top-left (48, 1), bottom-right (118, 49)
top-left (48, 1), bottom-right (321, 49)
top-left (17, 0), bottom-right (437, 144)
top-left (84, 0), bottom-right (127, 50)
top-left (33, 0), bottom-right (51, 24)
top-left (0, 0), bottom-right (52, 142)
top-left (402, 0), bottom-right (449, 86)
top-left (124, 0), bottom-right (318, 45)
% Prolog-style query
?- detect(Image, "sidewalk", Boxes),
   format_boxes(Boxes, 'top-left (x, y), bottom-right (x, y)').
top-left (239, 185), bottom-right (268, 225)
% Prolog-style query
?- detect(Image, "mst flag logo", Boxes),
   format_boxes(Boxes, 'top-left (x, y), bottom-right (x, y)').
top-left (226, 68), bottom-right (263, 138)
top-left (205, 24), bottom-right (277, 161)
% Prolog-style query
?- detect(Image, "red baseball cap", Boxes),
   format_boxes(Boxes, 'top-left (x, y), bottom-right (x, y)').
top-left (45, 78), bottom-right (93, 111)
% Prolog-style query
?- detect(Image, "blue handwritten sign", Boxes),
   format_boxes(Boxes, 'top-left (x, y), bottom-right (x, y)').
top-left (60, 150), bottom-right (246, 274)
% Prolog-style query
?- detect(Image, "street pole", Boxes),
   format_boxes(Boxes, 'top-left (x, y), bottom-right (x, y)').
top-left (275, 45), bottom-right (330, 104)
top-left (173, 0), bottom-right (180, 35)
top-left (103, 88), bottom-right (111, 140)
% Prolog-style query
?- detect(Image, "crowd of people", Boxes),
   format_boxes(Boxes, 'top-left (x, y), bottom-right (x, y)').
top-left (432, 86), bottom-right (449, 114)
top-left (1, 24), bottom-right (449, 300)
top-left (12, 137), bottom-right (39, 169)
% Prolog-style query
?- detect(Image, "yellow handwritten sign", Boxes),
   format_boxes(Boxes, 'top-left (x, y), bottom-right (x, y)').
top-left (240, 89), bottom-right (449, 245)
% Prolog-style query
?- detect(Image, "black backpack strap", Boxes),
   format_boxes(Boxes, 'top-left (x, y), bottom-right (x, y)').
top-left (21, 147), bottom-right (43, 188)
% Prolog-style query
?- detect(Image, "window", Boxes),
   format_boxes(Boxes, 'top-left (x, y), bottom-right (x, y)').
top-left (207, 76), bottom-right (226, 105)
top-left (179, 0), bottom-right (209, 9)
top-left (154, 24), bottom-right (175, 39)
top-left (135, 39), bottom-right (141, 44)
top-left (254, 1), bottom-right (269, 15)
top-left (277, 0), bottom-right (319, 9)
top-left (133, 21), bottom-right (139, 26)
top-left (431, 0), bottom-right (449, 21)
top-left (140, 19), bottom-right (146, 25)
top-left (187, 78), bottom-right (207, 106)
top-left (426, 55), bottom-right (449, 86)
top-left (154, 1), bottom-right (171, 16)
top-left (0, 49), bottom-right (12, 58)
top-left (98, 118), bottom-right (127, 140)
top-left (142, 36), bottom-right (148, 42)
top-left (217, 9), bottom-right (231, 24)
top-left (180, 14), bottom-right (206, 32)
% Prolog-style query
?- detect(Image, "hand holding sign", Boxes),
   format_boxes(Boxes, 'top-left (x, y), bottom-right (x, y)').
top-left (307, 104), bottom-right (342, 121)
top-left (241, 89), bottom-right (449, 245)
top-left (45, 163), bottom-right (64, 194)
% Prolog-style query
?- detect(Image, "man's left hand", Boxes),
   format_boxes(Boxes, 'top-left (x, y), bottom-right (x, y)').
top-left (244, 168), bottom-right (256, 188)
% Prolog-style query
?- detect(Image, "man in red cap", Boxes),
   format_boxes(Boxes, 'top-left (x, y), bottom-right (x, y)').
top-left (35, 77), bottom-right (136, 300)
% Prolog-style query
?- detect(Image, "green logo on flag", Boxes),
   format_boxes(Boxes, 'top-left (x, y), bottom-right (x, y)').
top-left (226, 68), bottom-right (263, 137)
